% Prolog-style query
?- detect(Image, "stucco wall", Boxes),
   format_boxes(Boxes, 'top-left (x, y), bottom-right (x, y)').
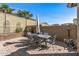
top-left (0, 12), bottom-right (37, 34)
top-left (41, 25), bottom-right (77, 41)
top-left (0, 12), bottom-right (5, 34)
top-left (27, 19), bottom-right (37, 26)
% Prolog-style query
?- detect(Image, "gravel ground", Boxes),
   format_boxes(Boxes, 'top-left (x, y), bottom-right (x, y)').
top-left (0, 37), bottom-right (27, 56)
top-left (0, 37), bottom-right (77, 56)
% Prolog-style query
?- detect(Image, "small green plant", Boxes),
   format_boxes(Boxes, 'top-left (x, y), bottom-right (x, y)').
top-left (15, 28), bottom-right (22, 33)
top-left (23, 26), bottom-right (36, 33)
top-left (23, 27), bottom-right (31, 32)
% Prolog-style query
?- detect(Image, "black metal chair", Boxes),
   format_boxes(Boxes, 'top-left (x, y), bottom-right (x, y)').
top-left (33, 35), bottom-right (42, 47)
top-left (27, 32), bottom-right (34, 43)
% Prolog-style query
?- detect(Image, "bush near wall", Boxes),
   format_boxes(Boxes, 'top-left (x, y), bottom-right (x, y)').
top-left (23, 26), bottom-right (36, 36)
top-left (15, 28), bottom-right (23, 33)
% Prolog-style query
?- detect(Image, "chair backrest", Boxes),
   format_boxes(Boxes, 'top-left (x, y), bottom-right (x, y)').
top-left (27, 32), bottom-right (31, 35)
top-left (33, 35), bottom-right (39, 40)
top-left (33, 35), bottom-right (42, 42)
top-left (27, 32), bottom-right (33, 40)
top-left (64, 39), bottom-right (67, 42)
top-left (39, 32), bottom-right (43, 34)
top-left (44, 32), bottom-right (48, 35)
top-left (64, 39), bottom-right (69, 44)
top-left (48, 36), bottom-right (56, 44)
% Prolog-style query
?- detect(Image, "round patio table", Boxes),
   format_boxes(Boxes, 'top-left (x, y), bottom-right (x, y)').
top-left (31, 33), bottom-right (51, 46)
top-left (37, 34), bottom-right (51, 39)
top-left (37, 34), bottom-right (51, 46)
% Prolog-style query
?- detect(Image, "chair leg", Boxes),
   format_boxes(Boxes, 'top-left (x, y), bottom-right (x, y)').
top-left (52, 45), bottom-right (54, 51)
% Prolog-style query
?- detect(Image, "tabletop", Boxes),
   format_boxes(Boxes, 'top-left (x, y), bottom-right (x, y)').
top-left (31, 33), bottom-right (51, 39)
top-left (37, 34), bottom-right (51, 39)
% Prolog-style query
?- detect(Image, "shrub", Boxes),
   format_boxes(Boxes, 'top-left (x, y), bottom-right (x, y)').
top-left (15, 28), bottom-right (22, 33)
top-left (23, 26), bottom-right (36, 33)
top-left (23, 27), bottom-right (31, 32)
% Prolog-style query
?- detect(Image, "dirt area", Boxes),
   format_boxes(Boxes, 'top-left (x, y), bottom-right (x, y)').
top-left (0, 32), bottom-right (23, 41)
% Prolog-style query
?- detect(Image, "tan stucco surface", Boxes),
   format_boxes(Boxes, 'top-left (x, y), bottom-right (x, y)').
top-left (0, 12), bottom-right (37, 34)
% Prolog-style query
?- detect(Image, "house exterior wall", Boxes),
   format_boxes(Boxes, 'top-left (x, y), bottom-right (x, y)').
top-left (73, 18), bottom-right (77, 25)
top-left (0, 12), bottom-right (37, 34)
top-left (77, 3), bottom-right (79, 53)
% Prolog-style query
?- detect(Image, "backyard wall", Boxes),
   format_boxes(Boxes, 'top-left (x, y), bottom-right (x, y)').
top-left (0, 12), bottom-right (37, 41)
top-left (0, 12), bottom-right (37, 34)
top-left (41, 25), bottom-right (77, 41)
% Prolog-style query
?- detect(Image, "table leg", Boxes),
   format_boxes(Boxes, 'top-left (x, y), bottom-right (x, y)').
top-left (45, 39), bottom-right (47, 46)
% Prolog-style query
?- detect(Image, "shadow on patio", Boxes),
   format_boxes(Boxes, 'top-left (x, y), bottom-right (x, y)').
top-left (3, 39), bottom-right (42, 56)
top-left (3, 39), bottom-right (78, 56)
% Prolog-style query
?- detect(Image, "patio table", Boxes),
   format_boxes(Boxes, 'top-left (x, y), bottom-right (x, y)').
top-left (37, 34), bottom-right (51, 39)
top-left (31, 33), bottom-right (51, 39)
top-left (31, 33), bottom-right (37, 36)
top-left (31, 33), bottom-right (51, 46)
top-left (37, 34), bottom-right (51, 46)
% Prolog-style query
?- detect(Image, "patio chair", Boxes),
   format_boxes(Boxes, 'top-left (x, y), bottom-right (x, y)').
top-left (43, 32), bottom-right (48, 35)
top-left (52, 34), bottom-right (56, 45)
top-left (69, 39), bottom-right (77, 50)
top-left (27, 32), bottom-right (31, 35)
top-left (27, 32), bottom-right (34, 42)
top-left (33, 35), bottom-right (41, 43)
top-left (47, 37), bottom-right (53, 44)
top-left (47, 35), bottom-right (56, 45)
top-left (39, 32), bottom-right (43, 34)
top-left (33, 35), bottom-right (45, 47)
top-left (64, 39), bottom-right (69, 44)
top-left (47, 36), bottom-right (56, 51)
top-left (64, 39), bottom-right (69, 49)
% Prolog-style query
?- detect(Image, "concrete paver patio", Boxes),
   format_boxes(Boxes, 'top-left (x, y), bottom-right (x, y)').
top-left (0, 37), bottom-right (77, 56)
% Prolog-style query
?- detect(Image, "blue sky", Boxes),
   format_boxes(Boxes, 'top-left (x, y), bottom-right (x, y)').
top-left (4, 3), bottom-right (77, 25)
